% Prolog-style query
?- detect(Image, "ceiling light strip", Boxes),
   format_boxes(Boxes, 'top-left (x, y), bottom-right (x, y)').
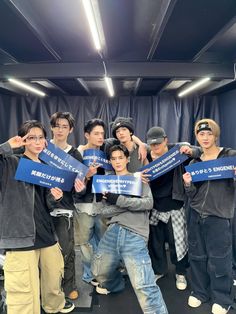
top-left (82, 0), bottom-right (101, 51)
top-left (178, 77), bottom-right (210, 97)
top-left (104, 76), bottom-right (114, 97)
top-left (8, 78), bottom-right (46, 97)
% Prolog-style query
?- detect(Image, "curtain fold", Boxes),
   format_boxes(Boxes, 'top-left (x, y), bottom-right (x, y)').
top-left (0, 93), bottom-right (221, 146)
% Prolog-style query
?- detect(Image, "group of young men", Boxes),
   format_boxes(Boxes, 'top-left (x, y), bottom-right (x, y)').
top-left (0, 112), bottom-right (235, 314)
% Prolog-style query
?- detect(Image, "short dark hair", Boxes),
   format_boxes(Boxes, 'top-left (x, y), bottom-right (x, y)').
top-left (84, 118), bottom-right (105, 134)
top-left (108, 144), bottom-right (129, 160)
top-left (18, 120), bottom-right (47, 138)
top-left (50, 112), bottom-right (75, 129)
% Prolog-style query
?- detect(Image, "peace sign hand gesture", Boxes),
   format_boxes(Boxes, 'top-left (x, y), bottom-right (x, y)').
top-left (8, 134), bottom-right (29, 149)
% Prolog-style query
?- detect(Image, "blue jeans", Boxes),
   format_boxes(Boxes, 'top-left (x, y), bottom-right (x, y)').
top-left (92, 224), bottom-right (168, 314)
top-left (73, 211), bottom-right (106, 282)
top-left (188, 209), bottom-right (233, 308)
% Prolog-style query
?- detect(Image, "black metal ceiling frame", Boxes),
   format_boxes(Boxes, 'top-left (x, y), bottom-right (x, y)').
top-left (0, 62), bottom-right (234, 80)
top-left (1, 0), bottom-right (236, 96)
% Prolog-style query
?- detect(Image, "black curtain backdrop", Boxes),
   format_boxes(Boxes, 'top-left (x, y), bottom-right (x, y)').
top-left (0, 92), bottom-right (229, 148)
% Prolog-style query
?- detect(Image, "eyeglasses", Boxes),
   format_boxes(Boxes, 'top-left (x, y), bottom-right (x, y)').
top-left (26, 136), bottom-right (45, 143)
top-left (54, 124), bottom-right (70, 130)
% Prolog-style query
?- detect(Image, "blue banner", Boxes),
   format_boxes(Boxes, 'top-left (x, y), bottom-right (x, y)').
top-left (39, 142), bottom-right (88, 179)
top-left (15, 158), bottom-right (78, 191)
top-left (185, 157), bottom-right (236, 182)
top-left (139, 145), bottom-right (189, 181)
top-left (83, 149), bottom-right (113, 170)
top-left (92, 175), bottom-right (142, 196)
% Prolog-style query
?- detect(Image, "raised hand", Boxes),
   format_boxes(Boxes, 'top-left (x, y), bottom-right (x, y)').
top-left (8, 134), bottom-right (29, 149)
top-left (180, 145), bottom-right (192, 156)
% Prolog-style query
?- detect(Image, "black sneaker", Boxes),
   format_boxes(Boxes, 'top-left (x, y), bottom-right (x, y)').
top-left (59, 300), bottom-right (75, 313)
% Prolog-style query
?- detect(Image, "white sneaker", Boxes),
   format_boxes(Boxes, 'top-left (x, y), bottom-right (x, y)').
top-left (155, 274), bottom-right (164, 281)
top-left (233, 279), bottom-right (236, 286)
top-left (96, 285), bottom-right (110, 295)
top-left (212, 303), bottom-right (230, 314)
top-left (90, 278), bottom-right (99, 287)
top-left (176, 274), bottom-right (187, 290)
top-left (188, 295), bottom-right (202, 308)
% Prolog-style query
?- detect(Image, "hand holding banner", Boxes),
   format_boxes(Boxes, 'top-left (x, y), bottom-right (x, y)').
top-left (139, 145), bottom-right (189, 181)
top-left (40, 141), bottom-right (88, 179)
top-left (92, 175), bottom-right (142, 196)
top-left (83, 149), bottom-right (113, 170)
top-left (15, 158), bottom-right (78, 191)
top-left (185, 157), bottom-right (236, 182)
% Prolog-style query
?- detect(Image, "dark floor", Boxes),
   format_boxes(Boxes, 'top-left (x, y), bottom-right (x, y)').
top-left (74, 273), bottom-right (236, 314)
top-left (1, 259), bottom-right (236, 314)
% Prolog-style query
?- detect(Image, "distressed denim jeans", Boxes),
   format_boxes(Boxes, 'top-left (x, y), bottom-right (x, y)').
top-left (73, 211), bottom-right (106, 282)
top-left (92, 223), bottom-right (168, 314)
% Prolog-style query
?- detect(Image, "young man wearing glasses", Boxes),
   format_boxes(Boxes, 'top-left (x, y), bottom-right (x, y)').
top-left (0, 120), bottom-right (75, 314)
top-left (49, 112), bottom-right (83, 301)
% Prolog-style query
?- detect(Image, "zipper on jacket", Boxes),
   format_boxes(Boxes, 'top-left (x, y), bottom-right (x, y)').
top-left (199, 180), bottom-right (210, 217)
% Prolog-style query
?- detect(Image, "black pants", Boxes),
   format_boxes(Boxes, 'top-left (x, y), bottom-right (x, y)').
top-left (188, 209), bottom-right (233, 307)
top-left (148, 218), bottom-right (188, 276)
top-left (232, 209), bottom-right (236, 279)
top-left (52, 216), bottom-right (76, 296)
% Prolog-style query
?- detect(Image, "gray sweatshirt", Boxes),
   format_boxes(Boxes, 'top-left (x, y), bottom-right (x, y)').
top-left (101, 181), bottom-right (153, 240)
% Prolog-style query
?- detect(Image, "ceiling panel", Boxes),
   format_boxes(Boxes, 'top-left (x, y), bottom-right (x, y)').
top-left (99, 0), bottom-right (170, 60)
top-left (0, 0), bottom-right (236, 96)
top-left (0, 1), bottom-right (57, 62)
top-left (9, 0), bottom-right (102, 62)
top-left (137, 78), bottom-right (169, 95)
top-left (152, 0), bottom-right (236, 61)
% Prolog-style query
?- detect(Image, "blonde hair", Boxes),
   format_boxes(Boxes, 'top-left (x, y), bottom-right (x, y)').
top-left (194, 118), bottom-right (220, 138)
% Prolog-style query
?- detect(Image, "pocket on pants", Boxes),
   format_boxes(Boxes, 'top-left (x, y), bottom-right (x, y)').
top-left (210, 253), bottom-right (232, 278)
top-left (133, 255), bottom-right (154, 290)
top-left (4, 254), bottom-right (32, 305)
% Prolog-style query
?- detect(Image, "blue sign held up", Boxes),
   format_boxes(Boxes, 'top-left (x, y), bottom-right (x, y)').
top-left (185, 157), bottom-right (236, 182)
top-left (139, 145), bottom-right (189, 181)
top-left (83, 149), bottom-right (113, 170)
top-left (15, 158), bottom-right (78, 191)
top-left (92, 174), bottom-right (142, 196)
top-left (40, 141), bottom-right (88, 179)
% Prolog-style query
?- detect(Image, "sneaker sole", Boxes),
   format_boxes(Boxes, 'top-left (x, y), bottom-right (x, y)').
top-left (59, 303), bottom-right (75, 313)
top-left (188, 299), bottom-right (201, 308)
top-left (90, 280), bottom-right (99, 287)
top-left (176, 284), bottom-right (187, 290)
top-left (96, 286), bottom-right (110, 295)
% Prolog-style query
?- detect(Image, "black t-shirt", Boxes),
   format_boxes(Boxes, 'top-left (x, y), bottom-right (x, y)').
top-left (147, 153), bottom-right (183, 212)
top-left (14, 155), bottom-right (56, 250)
top-left (32, 184), bottom-right (57, 249)
top-left (53, 146), bottom-right (83, 210)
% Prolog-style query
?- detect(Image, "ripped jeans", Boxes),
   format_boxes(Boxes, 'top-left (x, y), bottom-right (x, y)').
top-left (92, 224), bottom-right (168, 314)
top-left (188, 209), bottom-right (233, 308)
top-left (73, 211), bottom-right (107, 282)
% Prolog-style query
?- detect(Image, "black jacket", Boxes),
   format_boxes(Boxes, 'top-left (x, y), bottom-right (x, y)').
top-left (185, 147), bottom-right (236, 219)
top-left (0, 142), bottom-right (59, 249)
